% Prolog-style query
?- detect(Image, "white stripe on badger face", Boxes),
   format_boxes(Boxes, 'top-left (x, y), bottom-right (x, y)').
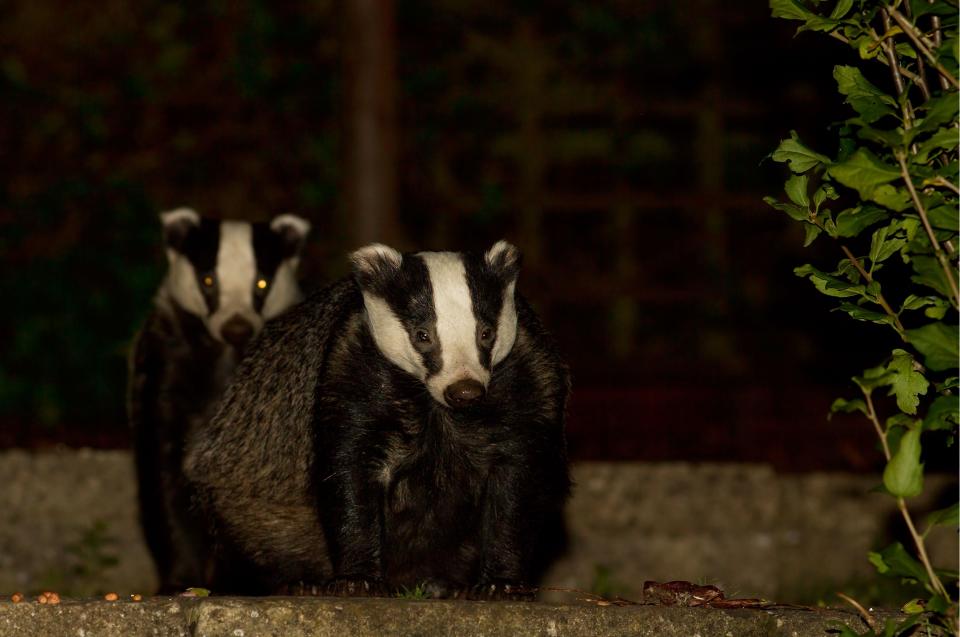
top-left (361, 292), bottom-right (428, 380)
top-left (261, 258), bottom-right (304, 320)
top-left (164, 249), bottom-right (208, 318)
top-left (491, 278), bottom-right (517, 366)
top-left (207, 221), bottom-right (264, 341)
top-left (420, 252), bottom-right (490, 406)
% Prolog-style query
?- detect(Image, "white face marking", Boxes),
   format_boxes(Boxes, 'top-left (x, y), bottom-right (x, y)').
top-left (261, 258), bottom-right (303, 320)
top-left (164, 248), bottom-right (208, 318)
top-left (361, 291), bottom-right (427, 380)
top-left (420, 252), bottom-right (489, 406)
top-left (207, 221), bottom-right (263, 341)
top-left (491, 279), bottom-right (517, 366)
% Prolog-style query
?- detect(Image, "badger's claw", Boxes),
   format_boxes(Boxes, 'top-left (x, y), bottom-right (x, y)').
top-left (322, 576), bottom-right (388, 597)
top-left (466, 580), bottom-right (536, 601)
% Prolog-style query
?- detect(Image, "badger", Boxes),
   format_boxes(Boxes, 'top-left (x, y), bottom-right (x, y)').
top-left (128, 207), bottom-right (310, 593)
top-left (183, 240), bottom-right (570, 598)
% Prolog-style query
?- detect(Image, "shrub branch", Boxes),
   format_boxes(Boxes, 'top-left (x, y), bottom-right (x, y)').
top-left (895, 150), bottom-right (960, 307)
top-left (887, 7), bottom-right (960, 89)
top-left (861, 389), bottom-right (950, 600)
top-left (840, 245), bottom-right (907, 337)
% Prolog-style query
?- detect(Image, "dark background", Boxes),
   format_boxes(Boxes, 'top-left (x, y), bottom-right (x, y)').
top-left (0, 1), bottom-right (905, 470)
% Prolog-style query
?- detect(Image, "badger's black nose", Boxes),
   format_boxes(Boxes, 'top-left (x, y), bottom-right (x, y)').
top-left (444, 379), bottom-right (485, 408)
top-left (221, 315), bottom-right (254, 348)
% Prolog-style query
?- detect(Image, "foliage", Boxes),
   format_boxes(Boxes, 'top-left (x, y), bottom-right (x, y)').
top-left (396, 583), bottom-right (432, 599)
top-left (767, 0), bottom-right (959, 634)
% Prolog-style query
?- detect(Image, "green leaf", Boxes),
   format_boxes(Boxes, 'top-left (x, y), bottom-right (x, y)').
top-left (923, 394), bottom-right (959, 431)
top-left (784, 174), bottom-right (809, 207)
top-left (764, 196), bottom-right (810, 221)
top-left (813, 183), bottom-right (839, 213)
top-left (834, 66), bottom-right (899, 123)
top-left (868, 184), bottom-right (912, 212)
top-left (883, 426), bottom-right (924, 498)
top-left (906, 322), bottom-right (960, 371)
top-left (854, 364), bottom-right (895, 392)
top-left (802, 223), bottom-right (822, 246)
top-left (915, 127), bottom-right (960, 163)
top-left (869, 224), bottom-right (907, 266)
top-left (794, 264), bottom-right (865, 297)
top-left (869, 542), bottom-right (928, 582)
top-left (827, 148), bottom-right (900, 200)
top-left (771, 131), bottom-right (832, 173)
top-left (911, 0), bottom-right (959, 17)
top-left (911, 92), bottom-right (960, 136)
top-left (829, 0), bottom-right (853, 19)
top-left (927, 204), bottom-right (959, 231)
top-left (856, 123), bottom-right (905, 148)
top-left (830, 397), bottom-right (866, 415)
top-left (835, 302), bottom-right (893, 326)
top-left (924, 502), bottom-right (959, 529)
top-left (885, 349), bottom-right (929, 415)
top-left (899, 294), bottom-right (935, 312)
top-left (770, 0), bottom-right (815, 21)
top-left (835, 205), bottom-right (890, 237)
top-left (909, 256), bottom-right (954, 297)
top-left (901, 598), bottom-right (925, 614)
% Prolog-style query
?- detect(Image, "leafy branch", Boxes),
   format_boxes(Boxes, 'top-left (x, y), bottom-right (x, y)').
top-left (768, 1), bottom-right (958, 634)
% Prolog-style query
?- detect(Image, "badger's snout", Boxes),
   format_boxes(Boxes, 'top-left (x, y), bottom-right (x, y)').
top-left (443, 379), bottom-right (485, 408)
top-left (220, 315), bottom-right (255, 348)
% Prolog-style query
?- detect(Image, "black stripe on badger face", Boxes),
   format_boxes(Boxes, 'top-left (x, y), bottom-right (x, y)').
top-left (462, 253), bottom-right (509, 369)
top-left (177, 217), bottom-right (221, 313)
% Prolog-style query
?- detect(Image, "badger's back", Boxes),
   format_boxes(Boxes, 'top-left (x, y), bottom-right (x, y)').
top-left (183, 279), bottom-right (361, 589)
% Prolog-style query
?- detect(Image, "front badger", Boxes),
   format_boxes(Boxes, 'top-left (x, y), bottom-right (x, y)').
top-left (185, 240), bottom-right (570, 597)
top-left (129, 207), bottom-right (310, 593)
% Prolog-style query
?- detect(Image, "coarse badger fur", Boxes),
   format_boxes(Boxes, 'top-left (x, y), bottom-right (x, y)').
top-left (128, 208), bottom-right (310, 593)
top-left (184, 240), bottom-right (570, 597)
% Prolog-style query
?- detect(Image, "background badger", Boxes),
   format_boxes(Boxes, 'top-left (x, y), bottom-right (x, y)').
top-left (128, 207), bottom-right (310, 593)
top-left (184, 240), bottom-right (570, 598)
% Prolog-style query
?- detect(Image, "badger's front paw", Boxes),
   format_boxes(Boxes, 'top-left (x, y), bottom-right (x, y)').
top-left (467, 579), bottom-right (536, 601)
top-left (323, 576), bottom-right (388, 597)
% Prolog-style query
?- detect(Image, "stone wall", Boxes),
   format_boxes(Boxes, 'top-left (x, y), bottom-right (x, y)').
top-left (0, 450), bottom-right (955, 601)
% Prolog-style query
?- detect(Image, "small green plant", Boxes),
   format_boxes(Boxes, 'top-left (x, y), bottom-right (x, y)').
top-left (396, 583), bottom-right (431, 600)
top-left (767, 1), bottom-right (959, 635)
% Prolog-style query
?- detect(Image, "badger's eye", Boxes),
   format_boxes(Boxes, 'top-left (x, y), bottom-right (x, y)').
top-left (257, 278), bottom-right (268, 290)
top-left (202, 275), bottom-right (215, 287)
top-left (415, 329), bottom-right (430, 343)
top-left (480, 327), bottom-right (493, 341)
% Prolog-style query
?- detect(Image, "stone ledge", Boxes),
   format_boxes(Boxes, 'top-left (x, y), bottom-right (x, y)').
top-left (0, 596), bottom-right (882, 637)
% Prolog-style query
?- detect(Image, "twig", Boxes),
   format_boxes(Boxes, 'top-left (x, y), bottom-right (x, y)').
top-left (862, 390), bottom-right (891, 459)
top-left (878, 12), bottom-right (907, 98)
top-left (837, 591), bottom-right (879, 631)
top-left (897, 497), bottom-right (951, 600)
top-left (931, 176), bottom-right (960, 196)
top-left (861, 388), bottom-right (951, 601)
top-left (895, 150), bottom-right (960, 307)
top-left (930, 14), bottom-right (950, 90)
top-left (887, 8), bottom-right (960, 89)
top-left (840, 245), bottom-right (907, 337)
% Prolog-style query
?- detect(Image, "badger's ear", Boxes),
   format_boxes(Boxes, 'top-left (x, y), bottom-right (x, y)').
top-left (484, 240), bottom-right (521, 280)
top-left (350, 243), bottom-right (403, 292)
top-left (271, 214), bottom-right (311, 258)
top-left (160, 208), bottom-right (200, 252)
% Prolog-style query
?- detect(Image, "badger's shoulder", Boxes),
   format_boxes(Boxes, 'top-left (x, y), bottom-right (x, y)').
top-left (183, 278), bottom-right (361, 497)
top-left (495, 294), bottom-right (570, 423)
